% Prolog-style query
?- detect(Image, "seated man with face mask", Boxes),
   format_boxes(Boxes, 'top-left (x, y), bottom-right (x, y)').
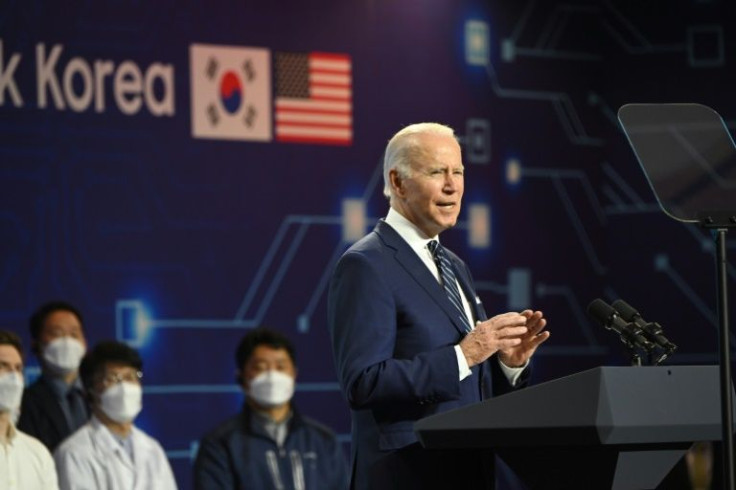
top-left (194, 328), bottom-right (348, 490)
top-left (0, 329), bottom-right (59, 490)
top-left (54, 341), bottom-right (177, 490)
top-left (19, 301), bottom-right (90, 452)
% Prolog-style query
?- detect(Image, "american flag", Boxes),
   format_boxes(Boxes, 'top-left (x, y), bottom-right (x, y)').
top-left (274, 52), bottom-right (352, 145)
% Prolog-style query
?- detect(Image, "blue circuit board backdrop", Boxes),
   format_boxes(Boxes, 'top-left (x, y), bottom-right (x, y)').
top-left (1, 1), bottom-right (735, 488)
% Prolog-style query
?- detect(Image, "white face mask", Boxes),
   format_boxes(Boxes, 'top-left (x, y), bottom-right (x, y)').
top-left (0, 371), bottom-right (24, 414)
top-left (99, 382), bottom-right (142, 423)
top-left (247, 370), bottom-right (295, 408)
top-left (43, 337), bottom-right (86, 376)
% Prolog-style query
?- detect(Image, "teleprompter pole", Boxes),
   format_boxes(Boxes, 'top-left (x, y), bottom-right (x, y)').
top-left (715, 228), bottom-right (734, 490)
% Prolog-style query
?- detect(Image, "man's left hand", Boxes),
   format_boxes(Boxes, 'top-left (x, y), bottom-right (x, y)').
top-left (498, 310), bottom-right (550, 367)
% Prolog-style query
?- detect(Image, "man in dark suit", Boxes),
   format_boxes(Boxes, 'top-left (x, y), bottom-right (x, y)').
top-left (18, 301), bottom-right (90, 451)
top-left (328, 122), bottom-right (550, 490)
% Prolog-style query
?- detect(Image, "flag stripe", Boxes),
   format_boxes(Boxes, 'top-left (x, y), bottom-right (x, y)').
top-left (276, 135), bottom-right (352, 145)
top-left (311, 82), bottom-right (351, 90)
top-left (276, 113), bottom-right (351, 124)
top-left (309, 52), bottom-right (350, 62)
top-left (276, 126), bottom-right (352, 139)
top-left (311, 86), bottom-right (352, 98)
top-left (311, 68), bottom-right (351, 77)
top-left (277, 121), bottom-right (350, 130)
top-left (276, 108), bottom-right (352, 118)
top-left (275, 98), bottom-right (350, 112)
top-left (311, 73), bottom-right (351, 85)
top-left (311, 58), bottom-right (350, 72)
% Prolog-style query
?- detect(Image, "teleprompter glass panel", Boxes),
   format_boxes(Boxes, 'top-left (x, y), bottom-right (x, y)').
top-left (618, 103), bottom-right (736, 224)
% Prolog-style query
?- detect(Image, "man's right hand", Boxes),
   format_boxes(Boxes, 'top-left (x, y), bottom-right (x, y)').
top-left (459, 312), bottom-right (528, 367)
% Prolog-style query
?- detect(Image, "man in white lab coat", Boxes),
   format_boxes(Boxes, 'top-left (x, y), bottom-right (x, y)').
top-left (54, 341), bottom-right (177, 490)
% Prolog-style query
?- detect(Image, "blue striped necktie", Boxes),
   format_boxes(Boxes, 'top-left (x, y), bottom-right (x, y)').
top-left (428, 240), bottom-right (472, 332)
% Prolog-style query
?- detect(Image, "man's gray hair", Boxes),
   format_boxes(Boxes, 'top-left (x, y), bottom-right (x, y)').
top-left (382, 122), bottom-right (456, 199)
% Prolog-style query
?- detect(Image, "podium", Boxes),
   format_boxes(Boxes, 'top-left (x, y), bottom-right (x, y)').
top-left (415, 366), bottom-right (735, 489)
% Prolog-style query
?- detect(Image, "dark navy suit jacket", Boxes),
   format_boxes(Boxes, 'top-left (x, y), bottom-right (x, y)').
top-left (18, 377), bottom-right (89, 451)
top-left (328, 220), bottom-right (528, 490)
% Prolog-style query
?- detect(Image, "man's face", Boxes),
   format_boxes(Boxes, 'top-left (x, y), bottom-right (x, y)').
top-left (38, 310), bottom-right (86, 351)
top-left (391, 133), bottom-right (464, 237)
top-left (0, 345), bottom-right (23, 377)
top-left (241, 345), bottom-right (296, 389)
top-left (90, 361), bottom-right (143, 425)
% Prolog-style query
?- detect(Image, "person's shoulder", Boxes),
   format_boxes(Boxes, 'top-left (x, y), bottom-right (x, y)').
top-left (344, 228), bottom-right (383, 254)
top-left (334, 242), bottom-right (389, 282)
top-left (340, 225), bottom-right (403, 265)
top-left (13, 430), bottom-right (56, 469)
top-left (200, 413), bottom-right (245, 443)
top-left (131, 424), bottom-right (166, 448)
top-left (15, 429), bottom-right (53, 455)
top-left (58, 422), bottom-right (92, 446)
top-left (129, 426), bottom-right (171, 461)
top-left (54, 423), bottom-right (92, 456)
top-left (22, 377), bottom-right (52, 399)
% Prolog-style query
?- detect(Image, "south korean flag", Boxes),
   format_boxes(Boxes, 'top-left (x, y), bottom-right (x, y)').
top-left (190, 44), bottom-right (272, 141)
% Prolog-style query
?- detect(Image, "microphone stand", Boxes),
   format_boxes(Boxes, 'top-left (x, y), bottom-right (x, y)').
top-left (711, 226), bottom-right (735, 490)
top-left (618, 330), bottom-right (647, 367)
top-left (630, 352), bottom-right (642, 367)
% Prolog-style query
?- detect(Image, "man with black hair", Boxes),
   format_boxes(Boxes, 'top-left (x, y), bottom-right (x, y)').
top-left (19, 301), bottom-right (90, 451)
top-left (0, 329), bottom-right (59, 489)
top-left (54, 340), bottom-right (177, 490)
top-left (194, 327), bottom-right (348, 490)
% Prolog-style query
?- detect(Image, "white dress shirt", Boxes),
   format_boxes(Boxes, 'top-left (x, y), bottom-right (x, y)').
top-left (0, 423), bottom-right (58, 490)
top-left (54, 416), bottom-right (177, 490)
top-left (384, 207), bottom-right (525, 385)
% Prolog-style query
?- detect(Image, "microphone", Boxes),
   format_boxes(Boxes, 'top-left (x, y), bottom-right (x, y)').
top-left (587, 299), bottom-right (654, 351)
top-left (612, 299), bottom-right (677, 359)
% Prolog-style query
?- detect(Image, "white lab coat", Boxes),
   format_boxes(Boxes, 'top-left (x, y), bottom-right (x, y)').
top-left (54, 416), bottom-right (177, 490)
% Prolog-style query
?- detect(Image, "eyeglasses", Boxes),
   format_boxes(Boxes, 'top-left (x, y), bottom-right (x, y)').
top-left (99, 370), bottom-right (143, 386)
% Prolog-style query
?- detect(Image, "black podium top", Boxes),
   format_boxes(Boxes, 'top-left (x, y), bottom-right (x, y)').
top-left (415, 365), bottom-right (735, 449)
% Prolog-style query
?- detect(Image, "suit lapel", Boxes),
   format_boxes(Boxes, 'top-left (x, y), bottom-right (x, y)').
top-left (375, 221), bottom-right (470, 336)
